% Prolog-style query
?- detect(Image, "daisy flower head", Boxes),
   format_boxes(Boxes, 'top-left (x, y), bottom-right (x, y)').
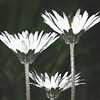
top-left (0, 30), bottom-right (59, 64)
top-left (29, 69), bottom-right (84, 99)
top-left (42, 9), bottom-right (100, 44)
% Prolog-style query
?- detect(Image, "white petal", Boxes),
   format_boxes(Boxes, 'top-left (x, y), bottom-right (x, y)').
top-left (31, 83), bottom-right (43, 88)
top-left (0, 32), bottom-right (17, 53)
top-left (55, 74), bottom-right (61, 86)
top-left (35, 32), bottom-right (49, 53)
top-left (83, 13), bottom-right (99, 30)
top-left (52, 10), bottom-right (70, 32)
top-left (33, 31), bottom-right (38, 49)
top-left (85, 17), bottom-right (100, 31)
top-left (37, 32), bottom-right (59, 53)
top-left (18, 33), bottom-right (23, 41)
top-left (62, 72), bottom-right (68, 79)
top-left (44, 73), bottom-right (51, 88)
top-left (0, 33), bottom-right (11, 48)
top-left (54, 72), bottom-right (59, 80)
top-left (22, 31), bottom-right (30, 50)
top-left (79, 11), bottom-right (88, 30)
top-left (75, 9), bottom-right (81, 17)
top-left (51, 76), bottom-right (57, 89)
top-left (72, 15), bottom-right (81, 34)
top-left (21, 41), bottom-right (28, 53)
top-left (29, 33), bottom-right (34, 50)
top-left (63, 12), bottom-right (70, 32)
top-left (42, 12), bottom-right (62, 34)
top-left (59, 77), bottom-right (69, 89)
top-left (34, 31), bottom-right (44, 50)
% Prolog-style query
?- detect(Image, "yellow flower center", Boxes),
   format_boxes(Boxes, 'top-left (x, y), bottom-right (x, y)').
top-left (70, 23), bottom-right (72, 28)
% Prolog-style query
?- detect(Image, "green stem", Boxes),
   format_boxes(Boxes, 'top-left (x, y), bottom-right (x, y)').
top-left (24, 63), bottom-right (30, 100)
top-left (70, 43), bottom-right (75, 100)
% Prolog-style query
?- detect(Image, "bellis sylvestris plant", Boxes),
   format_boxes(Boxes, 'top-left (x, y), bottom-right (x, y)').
top-left (0, 30), bottom-right (59, 100)
top-left (42, 9), bottom-right (100, 100)
top-left (29, 69), bottom-right (84, 100)
top-left (0, 8), bottom-right (99, 100)
top-left (42, 9), bottom-right (100, 44)
top-left (0, 30), bottom-right (59, 64)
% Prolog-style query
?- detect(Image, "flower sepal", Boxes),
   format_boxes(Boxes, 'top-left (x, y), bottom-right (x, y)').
top-left (17, 49), bottom-right (38, 64)
top-left (62, 29), bottom-right (85, 44)
top-left (46, 87), bottom-right (61, 99)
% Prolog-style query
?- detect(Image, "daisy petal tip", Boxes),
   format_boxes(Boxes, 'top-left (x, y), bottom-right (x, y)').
top-left (22, 30), bottom-right (25, 34)
top-left (85, 10), bottom-right (88, 16)
top-left (41, 13), bottom-right (44, 17)
top-left (1, 32), bottom-right (4, 35)
top-left (52, 9), bottom-right (55, 12)
top-left (41, 13), bottom-right (45, 17)
top-left (62, 12), bottom-right (66, 16)
top-left (35, 31), bottom-right (39, 34)
top-left (44, 10), bottom-right (48, 13)
top-left (41, 30), bottom-right (44, 33)
top-left (44, 10), bottom-right (49, 15)
top-left (77, 8), bottom-right (81, 13)
top-left (4, 31), bottom-right (8, 34)
top-left (49, 32), bottom-right (55, 36)
top-left (25, 30), bottom-right (28, 33)
top-left (52, 10), bottom-right (57, 14)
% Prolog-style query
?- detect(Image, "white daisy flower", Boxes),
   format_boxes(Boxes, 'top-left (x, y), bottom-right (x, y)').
top-left (0, 30), bottom-right (59, 64)
top-left (29, 69), bottom-right (84, 99)
top-left (42, 9), bottom-right (100, 44)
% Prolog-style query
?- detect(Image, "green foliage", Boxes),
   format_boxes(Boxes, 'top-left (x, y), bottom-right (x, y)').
top-left (0, 0), bottom-right (100, 100)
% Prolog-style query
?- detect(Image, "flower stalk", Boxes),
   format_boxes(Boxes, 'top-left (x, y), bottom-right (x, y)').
top-left (50, 97), bottom-right (54, 100)
top-left (24, 63), bottom-right (30, 100)
top-left (70, 43), bottom-right (75, 100)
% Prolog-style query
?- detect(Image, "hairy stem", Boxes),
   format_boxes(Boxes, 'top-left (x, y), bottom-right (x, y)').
top-left (50, 98), bottom-right (54, 100)
top-left (24, 63), bottom-right (30, 100)
top-left (70, 43), bottom-right (75, 100)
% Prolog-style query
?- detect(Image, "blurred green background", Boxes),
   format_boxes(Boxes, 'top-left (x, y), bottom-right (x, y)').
top-left (0, 0), bottom-right (100, 100)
